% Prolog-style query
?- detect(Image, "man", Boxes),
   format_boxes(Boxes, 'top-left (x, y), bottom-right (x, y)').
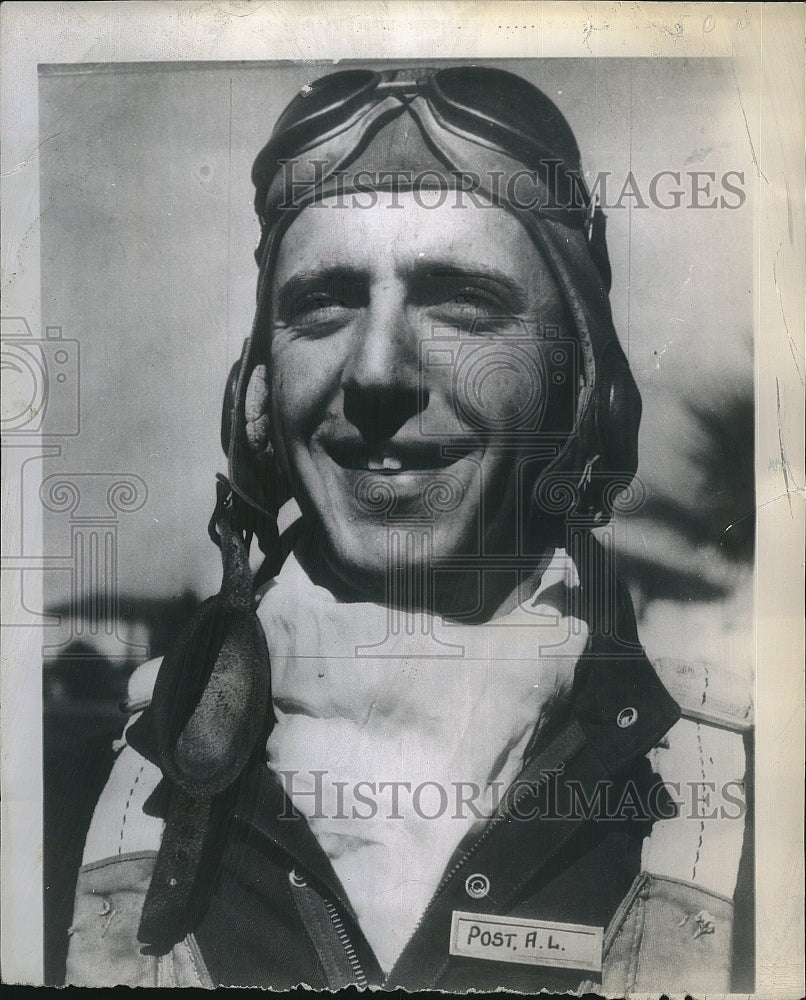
top-left (65, 66), bottom-right (749, 991)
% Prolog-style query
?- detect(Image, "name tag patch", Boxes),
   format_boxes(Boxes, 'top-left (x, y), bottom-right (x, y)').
top-left (450, 910), bottom-right (603, 973)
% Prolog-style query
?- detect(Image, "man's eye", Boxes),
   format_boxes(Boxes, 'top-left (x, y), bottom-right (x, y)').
top-left (294, 292), bottom-right (346, 315)
top-left (285, 290), bottom-right (358, 327)
top-left (435, 289), bottom-right (504, 329)
top-left (448, 291), bottom-right (490, 308)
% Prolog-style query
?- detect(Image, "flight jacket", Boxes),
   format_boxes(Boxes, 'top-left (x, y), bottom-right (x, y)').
top-left (65, 600), bottom-right (751, 993)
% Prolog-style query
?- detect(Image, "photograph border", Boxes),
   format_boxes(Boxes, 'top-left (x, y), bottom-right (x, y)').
top-left (1, 2), bottom-right (803, 993)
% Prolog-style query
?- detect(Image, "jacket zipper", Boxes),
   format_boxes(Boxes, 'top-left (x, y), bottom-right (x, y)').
top-left (323, 898), bottom-right (368, 988)
top-left (291, 724), bottom-right (589, 989)
top-left (388, 770), bottom-right (540, 983)
top-left (389, 725), bottom-right (589, 985)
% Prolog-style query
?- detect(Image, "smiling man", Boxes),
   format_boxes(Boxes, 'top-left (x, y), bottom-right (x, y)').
top-left (65, 67), bottom-right (748, 992)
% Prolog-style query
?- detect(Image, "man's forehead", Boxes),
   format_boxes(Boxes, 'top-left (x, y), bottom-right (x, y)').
top-left (271, 191), bottom-right (545, 286)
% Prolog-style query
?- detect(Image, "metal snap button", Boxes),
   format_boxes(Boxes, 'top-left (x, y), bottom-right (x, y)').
top-left (465, 873), bottom-right (490, 899)
top-left (289, 869), bottom-right (307, 888)
top-left (617, 706), bottom-right (638, 728)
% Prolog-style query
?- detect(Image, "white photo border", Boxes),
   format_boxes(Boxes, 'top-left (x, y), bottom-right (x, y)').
top-left (1, 2), bottom-right (803, 993)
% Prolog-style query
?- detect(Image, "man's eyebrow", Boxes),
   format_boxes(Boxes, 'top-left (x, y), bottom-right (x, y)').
top-left (425, 265), bottom-right (517, 288)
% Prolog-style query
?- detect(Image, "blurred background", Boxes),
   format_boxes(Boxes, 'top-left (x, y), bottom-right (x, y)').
top-left (36, 58), bottom-right (754, 983)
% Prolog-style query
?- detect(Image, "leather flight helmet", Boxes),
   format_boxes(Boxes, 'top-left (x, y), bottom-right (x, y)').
top-left (221, 66), bottom-right (642, 541)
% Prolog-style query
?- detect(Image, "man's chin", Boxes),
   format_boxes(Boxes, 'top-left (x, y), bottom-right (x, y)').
top-left (304, 515), bottom-right (481, 605)
top-left (310, 537), bottom-right (403, 605)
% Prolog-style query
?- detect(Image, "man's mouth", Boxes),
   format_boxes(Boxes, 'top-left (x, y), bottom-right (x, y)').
top-left (326, 439), bottom-right (478, 474)
top-left (367, 454), bottom-right (403, 472)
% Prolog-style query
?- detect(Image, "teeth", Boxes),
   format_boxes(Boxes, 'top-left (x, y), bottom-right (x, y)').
top-left (367, 454), bottom-right (403, 471)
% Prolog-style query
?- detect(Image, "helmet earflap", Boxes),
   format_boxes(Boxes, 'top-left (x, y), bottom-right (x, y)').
top-left (520, 200), bottom-right (641, 531)
top-left (221, 349), bottom-right (293, 542)
top-left (530, 334), bottom-right (641, 532)
top-left (221, 358), bottom-right (273, 457)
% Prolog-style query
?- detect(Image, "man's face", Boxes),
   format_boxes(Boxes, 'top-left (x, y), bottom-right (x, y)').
top-left (268, 191), bottom-right (573, 605)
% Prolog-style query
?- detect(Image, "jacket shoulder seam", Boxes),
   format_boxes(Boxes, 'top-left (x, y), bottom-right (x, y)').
top-left (637, 869), bottom-right (735, 906)
top-left (79, 849), bottom-right (159, 874)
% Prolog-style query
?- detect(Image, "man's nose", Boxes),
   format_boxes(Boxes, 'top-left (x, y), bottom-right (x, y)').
top-left (342, 290), bottom-right (426, 441)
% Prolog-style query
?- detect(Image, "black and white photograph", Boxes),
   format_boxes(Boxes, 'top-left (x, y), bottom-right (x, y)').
top-left (1, 3), bottom-right (803, 994)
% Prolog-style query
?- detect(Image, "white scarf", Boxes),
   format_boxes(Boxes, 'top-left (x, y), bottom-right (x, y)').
top-left (258, 548), bottom-right (588, 973)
